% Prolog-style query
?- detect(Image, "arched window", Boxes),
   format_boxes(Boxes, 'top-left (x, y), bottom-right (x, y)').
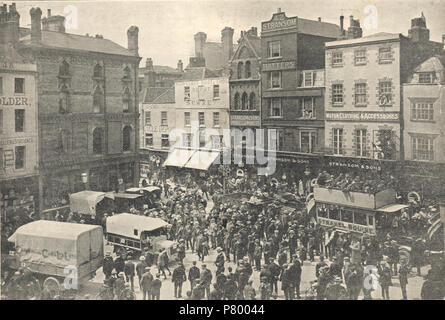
top-left (234, 92), bottom-right (240, 110)
top-left (58, 129), bottom-right (70, 154)
top-left (249, 92), bottom-right (256, 110)
top-left (93, 85), bottom-right (104, 113)
top-left (123, 126), bottom-right (132, 152)
top-left (123, 87), bottom-right (131, 113)
top-left (59, 60), bottom-right (70, 77)
top-left (245, 61), bottom-right (251, 78)
top-left (241, 92), bottom-right (248, 110)
top-left (59, 84), bottom-right (70, 113)
top-left (237, 62), bottom-right (243, 79)
top-left (92, 128), bottom-right (104, 154)
top-left (93, 64), bottom-right (103, 78)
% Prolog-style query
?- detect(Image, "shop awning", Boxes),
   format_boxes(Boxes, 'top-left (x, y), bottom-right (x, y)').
top-left (69, 190), bottom-right (106, 216)
top-left (377, 204), bottom-right (409, 213)
top-left (163, 149), bottom-right (195, 168)
top-left (184, 150), bottom-right (220, 170)
top-left (105, 192), bottom-right (143, 200)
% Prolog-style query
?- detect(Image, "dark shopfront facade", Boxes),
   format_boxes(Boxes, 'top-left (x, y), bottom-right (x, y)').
top-left (39, 154), bottom-right (137, 211)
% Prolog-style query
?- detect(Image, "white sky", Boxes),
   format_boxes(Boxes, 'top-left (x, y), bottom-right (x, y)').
top-left (10, 0), bottom-right (445, 67)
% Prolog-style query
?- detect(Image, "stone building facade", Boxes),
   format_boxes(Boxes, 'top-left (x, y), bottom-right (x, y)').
top-left (0, 4), bottom-right (39, 216)
top-left (16, 8), bottom-right (141, 210)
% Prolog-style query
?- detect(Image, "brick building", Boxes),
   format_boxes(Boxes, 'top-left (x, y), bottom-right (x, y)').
top-left (260, 9), bottom-right (340, 175)
top-left (401, 54), bottom-right (445, 198)
top-left (16, 8), bottom-right (141, 210)
top-left (0, 4), bottom-right (39, 217)
top-left (324, 14), bottom-right (443, 163)
top-left (228, 27), bottom-right (261, 131)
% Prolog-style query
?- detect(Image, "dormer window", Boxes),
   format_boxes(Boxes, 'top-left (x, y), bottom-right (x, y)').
top-left (418, 72), bottom-right (434, 84)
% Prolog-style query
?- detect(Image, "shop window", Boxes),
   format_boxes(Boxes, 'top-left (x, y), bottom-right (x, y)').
top-left (354, 211), bottom-right (367, 225)
top-left (249, 93), bottom-right (256, 110)
top-left (245, 61), bottom-right (251, 78)
top-left (15, 146), bottom-right (25, 169)
top-left (123, 126), bottom-right (132, 152)
top-left (183, 133), bottom-right (192, 148)
top-left (93, 86), bottom-right (104, 113)
top-left (211, 135), bottom-right (222, 149)
top-left (199, 130), bottom-right (206, 148)
top-left (15, 109), bottom-right (24, 132)
top-left (92, 128), bottom-right (104, 154)
top-left (237, 62), bottom-right (243, 79)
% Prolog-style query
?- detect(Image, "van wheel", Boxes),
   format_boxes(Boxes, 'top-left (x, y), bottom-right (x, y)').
top-left (43, 277), bottom-right (61, 299)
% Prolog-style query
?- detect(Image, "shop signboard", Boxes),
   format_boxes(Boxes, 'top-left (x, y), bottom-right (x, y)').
top-left (317, 217), bottom-right (376, 235)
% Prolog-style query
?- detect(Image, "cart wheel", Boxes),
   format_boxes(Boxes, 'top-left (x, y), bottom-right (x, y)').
top-left (43, 277), bottom-right (61, 299)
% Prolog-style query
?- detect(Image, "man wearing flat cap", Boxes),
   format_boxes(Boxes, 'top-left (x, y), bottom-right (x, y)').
top-left (140, 267), bottom-right (153, 300)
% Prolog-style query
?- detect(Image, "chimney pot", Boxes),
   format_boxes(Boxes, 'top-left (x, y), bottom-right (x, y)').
top-left (47, 9), bottom-right (51, 17)
top-left (277, 8), bottom-right (281, 13)
top-left (177, 59), bottom-right (183, 73)
top-left (318, 17), bottom-right (321, 22)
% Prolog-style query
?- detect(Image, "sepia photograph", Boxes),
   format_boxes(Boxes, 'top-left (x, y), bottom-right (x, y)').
top-left (0, 0), bottom-right (445, 303)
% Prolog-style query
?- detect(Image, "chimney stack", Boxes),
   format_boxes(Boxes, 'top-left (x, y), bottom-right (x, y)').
top-left (177, 59), bottom-right (183, 73)
top-left (408, 13), bottom-right (430, 42)
top-left (277, 8), bottom-right (281, 13)
top-left (340, 15), bottom-right (344, 37)
top-left (144, 58), bottom-right (155, 88)
top-left (318, 17), bottom-right (321, 22)
top-left (221, 26), bottom-right (234, 63)
top-left (127, 26), bottom-right (139, 56)
top-left (30, 7), bottom-right (42, 44)
top-left (0, 3), bottom-right (20, 45)
top-left (194, 32), bottom-right (207, 58)
top-left (347, 15), bottom-right (362, 39)
top-left (41, 10), bottom-right (65, 33)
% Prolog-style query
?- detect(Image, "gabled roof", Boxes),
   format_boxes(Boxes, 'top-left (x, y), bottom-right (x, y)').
top-left (413, 55), bottom-right (445, 73)
top-left (297, 18), bottom-right (340, 38)
top-left (231, 34), bottom-right (261, 62)
top-left (19, 30), bottom-right (136, 57)
top-left (142, 87), bottom-right (173, 104)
